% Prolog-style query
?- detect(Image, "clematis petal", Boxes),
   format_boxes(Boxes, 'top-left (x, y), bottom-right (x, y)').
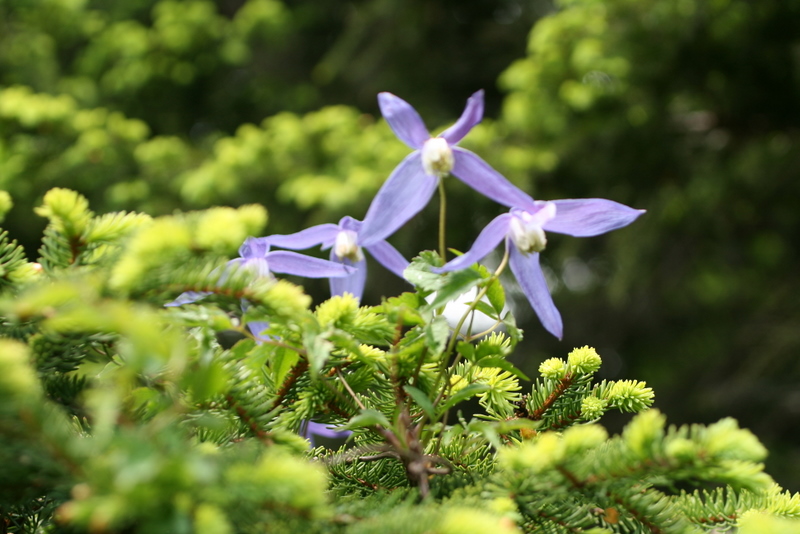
top-left (303, 421), bottom-right (351, 447)
top-left (439, 90), bottom-right (485, 145)
top-left (264, 224), bottom-right (340, 250)
top-left (266, 251), bottom-right (353, 278)
top-left (239, 236), bottom-right (270, 259)
top-left (544, 199), bottom-right (645, 237)
top-left (509, 246), bottom-right (563, 339)
top-left (365, 240), bottom-right (409, 278)
top-left (435, 213), bottom-right (513, 272)
top-left (451, 148), bottom-right (536, 211)
top-left (378, 92), bottom-right (430, 149)
top-left (247, 321), bottom-right (271, 343)
top-left (165, 291), bottom-right (212, 307)
top-left (359, 152), bottom-right (437, 245)
top-left (339, 216), bottom-right (362, 233)
top-left (329, 252), bottom-right (368, 300)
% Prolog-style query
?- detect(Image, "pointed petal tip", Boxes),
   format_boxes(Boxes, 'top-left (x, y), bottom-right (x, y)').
top-left (439, 91), bottom-right (486, 145)
top-left (377, 92), bottom-right (429, 148)
top-left (544, 199), bottom-right (646, 237)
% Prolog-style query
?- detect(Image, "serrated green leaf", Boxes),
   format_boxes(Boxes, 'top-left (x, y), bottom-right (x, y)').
top-left (375, 292), bottom-right (425, 326)
top-left (340, 409), bottom-right (392, 430)
top-left (403, 251), bottom-right (443, 291)
top-left (477, 356), bottom-right (530, 381)
top-left (425, 315), bottom-right (450, 355)
top-left (403, 385), bottom-right (436, 420)
top-left (425, 269), bottom-right (483, 310)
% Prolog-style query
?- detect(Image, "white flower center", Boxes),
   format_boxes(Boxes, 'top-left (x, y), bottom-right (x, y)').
top-left (334, 230), bottom-right (364, 262)
top-left (509, 217), bottom-right (547, 254)
top-left (421, 137), bottom-right (454, 177)
top-left (509, 204), bottom-right (556, 254)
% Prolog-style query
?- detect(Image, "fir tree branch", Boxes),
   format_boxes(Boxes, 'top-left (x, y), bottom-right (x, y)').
top-left (225, 394), bottom-right (273, 445)
top-left (609, 491), bottom-right (666, 534)
top-left (273, 360), bottom-right (309, 407)
top-left (526, 374), bottom-right (576, 421)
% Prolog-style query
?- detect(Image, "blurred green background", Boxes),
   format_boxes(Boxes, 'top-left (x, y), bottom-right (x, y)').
top-left (2, 0), bottom-right (799, 489)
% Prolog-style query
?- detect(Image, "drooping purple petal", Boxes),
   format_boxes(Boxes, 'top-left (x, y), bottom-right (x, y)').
top-left (451, 148), bottom-right (536, 211)
top-left (303, 421), bottom-right (351, 447)
top-left (329, 254), bottom-right (368, 300)
top-left (266, 251), bottom-right (353, 278)
top-left (435, 213), bottom-right (513, 273)
top-left (509, 246), bottom-right (563, 339)
top-left (439, 90), bottom-right (484, 145)
top-left (264, 224), bottom-right (340, 250)
top-left (247, 321), bottom-right (270, 342)
top-left (165, 290), bottom-right (212, 307)
top-left (365, 240), bottom-right (409, 278)
top-left (359, 152), bottom-right (437, 245)
top-left (239, 237), bottom-right (270, 259)
top-left (378, 92), bottom-right (430, 149)
top-left (544, 199), bottom-right (645, 237)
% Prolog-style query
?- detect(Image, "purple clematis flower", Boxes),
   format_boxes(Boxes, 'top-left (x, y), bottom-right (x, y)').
top-left (264, 216), bottom-right (408, 301)
top-left (359, 90), bottom-right (537, 244)
top-left (302, 421), bottom-right (352, 448)
top-left (435, 199), bottom-right (645, 339)
top-left (166, 237), bottom-right (354, 339)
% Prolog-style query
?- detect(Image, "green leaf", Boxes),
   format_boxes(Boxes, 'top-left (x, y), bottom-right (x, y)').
top-left (424, 269), bottom-right (483, 310)
top-left (456, 341), bottom-right (476, 362)
top-left (501, 311), bottom-right (523, 345)
top-left (485, 278), bottom-right (506, 315)
top-left (375, 292), bottom-right (425, 326)
top-left (340, 409), bottom-right (392, 430)
top-left (403, 251), bottom-right (444, 291)
top-left (472, 300), bottom-right (499, 321)
top-left (477, 356), bottom-right (530, 381)
top-left (425, 315), bottom-right (450, 355)
top-left (303, 327), bottom-right (332, 378)
top-left (189, 359), bottom-right (230, 401)
top-left (438, 383), bottom-right (491, 415)
top-left (271, 346), bottom-right (300, 386)
top-left (403, 385), bottom-right (436, 420)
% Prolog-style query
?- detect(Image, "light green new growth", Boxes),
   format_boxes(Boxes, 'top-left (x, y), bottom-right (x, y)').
top-left (1, 191), bottom-right (799, 533)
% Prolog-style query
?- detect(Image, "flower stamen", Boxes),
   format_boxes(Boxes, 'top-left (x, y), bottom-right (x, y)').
top-left (421, 137), bottom-right (454, 177)
top-left (334, 230), bottom-right (364, 262)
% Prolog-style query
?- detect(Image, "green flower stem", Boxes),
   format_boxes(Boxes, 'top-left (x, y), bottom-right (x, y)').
top-left (425, 247), bottom-right (512, 446)
top-left (443, 246), bottom-right (510, 366)
top-left (438, 176), bottom-right (447, 263)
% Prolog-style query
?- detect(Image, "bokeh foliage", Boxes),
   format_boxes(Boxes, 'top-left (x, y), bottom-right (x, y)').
top-left (1, 0), bottom-right (798, 490)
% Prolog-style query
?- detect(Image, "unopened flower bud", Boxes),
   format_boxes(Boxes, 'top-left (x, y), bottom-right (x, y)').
top-left (421, 137), bottom-right (454, 177)
top-left (334, 230), bottom-right (363, 262)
